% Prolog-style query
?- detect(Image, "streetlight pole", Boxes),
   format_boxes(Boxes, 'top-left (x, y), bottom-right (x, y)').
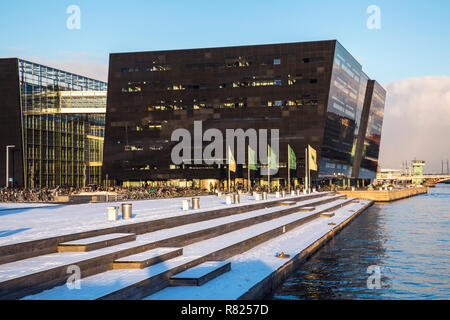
top-left (5, 145), bottom-right (15, 188)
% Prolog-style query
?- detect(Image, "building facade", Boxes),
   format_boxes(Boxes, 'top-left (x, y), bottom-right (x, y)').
top-left (103, 40), bottom-right (386, 188)
top-left (0, 58), bottom-right (107, 188)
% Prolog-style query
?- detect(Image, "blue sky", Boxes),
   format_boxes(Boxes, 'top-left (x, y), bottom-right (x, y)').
top-left (1, 0), bottom-right (450, 84)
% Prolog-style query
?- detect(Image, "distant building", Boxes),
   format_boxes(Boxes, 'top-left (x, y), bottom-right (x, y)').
top-left (0, 58), bottom-right (107, 188)
top-left (376, 169), bottom-right (402, 182)
top-left (103, 40), bottom-right (386, 188)
top-left (412, 160), bottom-right (426, 184)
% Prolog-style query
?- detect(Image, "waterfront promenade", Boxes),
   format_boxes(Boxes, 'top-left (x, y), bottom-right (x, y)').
top-left (0, 191), bottom-right (372, 300)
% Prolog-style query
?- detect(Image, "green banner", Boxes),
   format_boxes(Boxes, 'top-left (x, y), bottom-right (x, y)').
top-left (268, 144), bottom-right (278, 172)
top-left (248, 146), bottom-right (258, 171)
top-left (288, 144), bottom-right (297, 170)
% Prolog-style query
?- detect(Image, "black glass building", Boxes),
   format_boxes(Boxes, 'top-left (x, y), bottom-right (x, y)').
top-left (103, 40), bottom-right (385, 189)
top-left (0, 58), bottom-right (107, 188)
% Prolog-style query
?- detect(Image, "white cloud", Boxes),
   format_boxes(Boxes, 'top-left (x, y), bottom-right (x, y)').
top-left (379, 76), bottom-right (450, 173)
top-left (26, 56), bottom-right (109, 82)
top-left (6, 46), bottom-right (24, 51)
top-left (1, 50), bottom-right (108, 82)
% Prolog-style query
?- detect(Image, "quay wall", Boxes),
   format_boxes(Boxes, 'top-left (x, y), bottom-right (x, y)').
top-left (336, 187), bottom-right (428, 202)
top-left (239, 200), bottom-right (374, 300)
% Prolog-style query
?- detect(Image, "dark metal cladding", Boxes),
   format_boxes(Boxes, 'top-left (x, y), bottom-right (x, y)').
top-left (0, 58), bottom-right (23, 187)
top-left (101, 40), bottom-right (385, 187)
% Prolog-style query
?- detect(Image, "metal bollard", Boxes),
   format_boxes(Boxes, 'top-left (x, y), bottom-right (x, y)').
top-left (262, 192), bottom-right (268, 200)
top-left (233, 193), bottom-right (240, 204)
top-left (255, 193), bottom-right (261, 200)
top-left (312, 188), bottom-right (316, 193)
top-left (121, 203), bottom-right (133, 220)
top-left (107, 206), bottom-right (119, 221)
top-left (226, 194), bottom-right (232, 205)
top-left (296, 189), bottom-right (301, 196)
top-left (182, 199), bottom-right (190, 211)
top-left (303, 189), bottom-right (307, 194)
top-left (275, 191), bottom-right (280, 198)
top-left (291, 190), bottom-right (296, 196)
top-left (281, 190), bottom-right (286, 198)
top-left (192, 198), bottom-right (200, 209)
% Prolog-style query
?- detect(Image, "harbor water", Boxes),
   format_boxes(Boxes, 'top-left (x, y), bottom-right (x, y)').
top-left (270, 184), bottom-right (450, 300)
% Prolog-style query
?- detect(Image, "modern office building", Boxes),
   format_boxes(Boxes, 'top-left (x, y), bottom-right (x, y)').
top-left (103, 40), bottom-right (386, 189)
top-left (0, 58), bottom-right (107, 188)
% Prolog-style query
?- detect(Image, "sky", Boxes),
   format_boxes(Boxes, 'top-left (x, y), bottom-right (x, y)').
top-left (1, 0), bottom-right (449, 173)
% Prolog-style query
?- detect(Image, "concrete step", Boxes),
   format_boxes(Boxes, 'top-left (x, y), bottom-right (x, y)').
top-left (0, 192), bottom-right (333, 265)
top-left (278, 201), bottom-right (297, 206)
top-left (298, 207), bottom-right (315, 212)
top-left (170, 261), bottom-right (231, 286)
top-left (57, 233), bottom-right (136, 252)
top-left (113, 248), bottom-right (183, 269)
top-left (320, 212), bottom-right (335, 218)
top-left (21, 197), bottom-right (355, 300)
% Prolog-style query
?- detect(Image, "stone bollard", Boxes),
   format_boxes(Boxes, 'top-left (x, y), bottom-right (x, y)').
top-left (296, 189), bottom-right (301, 196)
top-left (312, 188), bottom-right (316, 193)
top-left (262, 192), bottom-right (268, 200)
top-left (226, 195), bottom-right (233, 205)
top-left (291, 191), bottom-right (296, 196)
top-left (107, 206), bottom-right (119, 221)
top-left (276, 191), bottom-right (280, 198)
top-left (303, 189), bottom-right (307, 195)
top-left (352, 187), bottom-right (355, 191)
top-left (121, 203), bottom-right (133, 220)
top-left (281, 190), bottom-right (286, 198)
top-left (192, 197), bottom-right (200, 209)
top-left (182, 199), bottom-right (190, 211)
top-left (255, 193), bottom-right (261, 200)
top-left (233, 193), bottom-right (240, 204)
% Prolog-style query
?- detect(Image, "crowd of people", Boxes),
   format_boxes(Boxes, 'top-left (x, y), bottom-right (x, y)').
top-left (112, 186), bottom-right (210, 200)
top-left (0, 185), bottom-right (211, 202)
top-left (0, 188), bottom-right (54, 202)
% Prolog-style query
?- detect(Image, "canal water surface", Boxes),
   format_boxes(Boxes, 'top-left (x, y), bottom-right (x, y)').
top-left (270, 184), bottom-right (450, 300)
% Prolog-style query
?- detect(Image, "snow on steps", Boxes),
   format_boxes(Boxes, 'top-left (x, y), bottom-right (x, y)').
top-left (0, 194), bottom-right (346, 299)
top-left (148, 200), bottom-right (373, 300)
top-left (21, 197), bottom-right (355, 300)
top-left (0, 192), bottom-right (331, 265)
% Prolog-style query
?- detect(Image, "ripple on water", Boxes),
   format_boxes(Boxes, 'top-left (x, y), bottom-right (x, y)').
top-left (270, 185), bottom-right (450, 300)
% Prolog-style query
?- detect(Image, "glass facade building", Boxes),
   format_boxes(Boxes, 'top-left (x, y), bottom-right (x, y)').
top-left (103, 40), bottom-right (386, 188)
top-left (359, 81), bottom-right (385, 178)
top-left (0, 58), bottom-right (107, 188)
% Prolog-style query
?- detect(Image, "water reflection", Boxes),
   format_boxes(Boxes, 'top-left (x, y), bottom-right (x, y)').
top-left (270, 185), bottom-right (450, 300)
